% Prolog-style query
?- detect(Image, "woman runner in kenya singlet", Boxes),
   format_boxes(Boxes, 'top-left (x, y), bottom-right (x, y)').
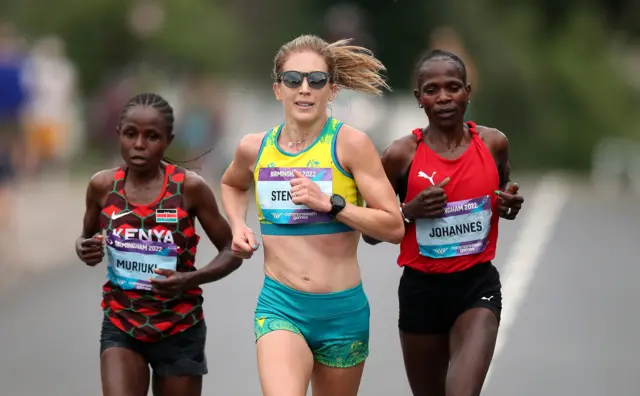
top-left (364, 50), bottom-right (525, 396)
top-left (221, 34), bottom-right (404, 396)
top-left (75, 93), bottom-right (243, 396)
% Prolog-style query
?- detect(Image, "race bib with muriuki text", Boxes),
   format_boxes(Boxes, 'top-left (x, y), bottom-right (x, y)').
top-left (415, 195), bottom-right (492, 258)
top-left (105, 231), bottom-right (178, 291)
top-left (256, 167), bottom-right (333, 224)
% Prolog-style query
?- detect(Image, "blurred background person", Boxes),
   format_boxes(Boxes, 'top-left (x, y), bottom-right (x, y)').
top-left (173, 74), bottom-right (226, 177)
top-left (0, 22), bottom-right (26, 231)
top-left (21, 35), bottom-right (77, 175)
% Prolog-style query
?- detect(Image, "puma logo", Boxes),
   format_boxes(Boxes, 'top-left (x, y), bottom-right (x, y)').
top-left (418, 171), bottom-right (437, 185)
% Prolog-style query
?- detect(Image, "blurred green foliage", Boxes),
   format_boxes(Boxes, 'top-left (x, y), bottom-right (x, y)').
top-left (448, 1), bottom-right (638, 169)
top-left (1, 0), bottom-right (638, 170)
top-left (2, 0), bottom-right (242, 91)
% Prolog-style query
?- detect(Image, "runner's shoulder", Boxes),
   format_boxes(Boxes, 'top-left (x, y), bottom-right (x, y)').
top-left (335, 123), bottom-right (379, 147)
top-left (179, 170), bottom-right (211, 211)
top-left (183, 170), bottom-right (210, 194)
top-left (239, 131), bottom-right (268, 150)
top-left (382, 133), bottom-right (418, 169)
top-left (476, 125), bottom-right (508, 153)
top-left (236, 131), bottom-right (269, 163)
top-left (334, 124), bottom-right (385, 163)
top-left (87, 168), bottom-right (118, 194)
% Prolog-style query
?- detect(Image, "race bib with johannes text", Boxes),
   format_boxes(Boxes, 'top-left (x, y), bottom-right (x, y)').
top-left (256, 167), bottom-right (333, 224)
top-left (415, 195), bottom-right (492, 258)
top-left (105, 231), bottom-right (178, 291)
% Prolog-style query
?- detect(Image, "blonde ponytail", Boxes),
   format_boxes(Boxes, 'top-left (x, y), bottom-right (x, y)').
top-left (273, 35), bottom-right (390, 96)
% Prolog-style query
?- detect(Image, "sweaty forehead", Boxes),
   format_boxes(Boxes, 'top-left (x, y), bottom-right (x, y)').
top-left (282, 51), bottom-right (328, 73)
top-left (418, 59), bottom-right (464, 85)
top-left (122, 105), bottom-right (165, 129)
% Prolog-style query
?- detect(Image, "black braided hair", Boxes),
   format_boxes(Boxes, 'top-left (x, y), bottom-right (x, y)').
top-left (414, 49), bottom-right (467, 85)
top-left (120, 92), bottom-right (175, 135)
top-left (119, 92), bottom-right (212, 169)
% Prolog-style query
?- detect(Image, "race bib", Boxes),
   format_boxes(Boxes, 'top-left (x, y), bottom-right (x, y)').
top-left (415, 195), bottom-right (492, 258)
top-left (105, 231), bottom-right (178, 291)
top-left (256, 167), bottom-right (333, 224)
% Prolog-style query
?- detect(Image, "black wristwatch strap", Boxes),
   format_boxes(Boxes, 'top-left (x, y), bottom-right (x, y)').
top-left (329, 194), bottom-right (346, 216)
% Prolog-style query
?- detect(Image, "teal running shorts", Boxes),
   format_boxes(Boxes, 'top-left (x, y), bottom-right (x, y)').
top-left (254, 276), bottom-right (370, 368)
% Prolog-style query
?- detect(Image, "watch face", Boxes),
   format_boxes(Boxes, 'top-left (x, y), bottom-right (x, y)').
top-left (332, 194), bottom-right (346, 206)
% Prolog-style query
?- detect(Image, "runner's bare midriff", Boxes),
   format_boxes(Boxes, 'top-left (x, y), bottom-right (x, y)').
top-left (263, 230), bottom-right (361, 293)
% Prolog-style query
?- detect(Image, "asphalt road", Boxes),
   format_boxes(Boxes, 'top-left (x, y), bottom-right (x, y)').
top-left (0, 175), bottom-right (639, 395)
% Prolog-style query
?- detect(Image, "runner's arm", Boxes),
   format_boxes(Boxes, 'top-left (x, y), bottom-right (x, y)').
top-left (480, 127), bottom-right (511, 190)
top-left (493, 131), bottom-right (511, 190)
top-left (183, 172), bottom-right (243, 285)
top-left (78, 170), bottom-right (111, 241)
top-left (75, 171), bottom-right (111, 264)
top-left (362, 138), bottom-right (410, 245)
top-left (220, 133), bottom-right (263, 232)
top-left (336, 127), bottom-right (404, 244)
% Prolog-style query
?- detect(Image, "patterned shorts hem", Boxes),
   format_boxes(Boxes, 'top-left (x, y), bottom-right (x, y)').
top-left (313, 353), bottom-right (369, 368)
top-left (254, 327), bottom-right (305, 344)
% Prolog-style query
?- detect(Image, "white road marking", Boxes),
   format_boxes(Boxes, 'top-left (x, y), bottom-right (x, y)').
top-left (486, 173), bottom-right (571, 384)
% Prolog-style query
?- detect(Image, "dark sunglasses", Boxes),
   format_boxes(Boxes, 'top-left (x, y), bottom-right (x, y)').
top-left (277, 71), bottom-right (331, 90)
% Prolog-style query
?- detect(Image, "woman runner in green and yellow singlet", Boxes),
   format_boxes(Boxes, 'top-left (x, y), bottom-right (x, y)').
top-left (221, 34), bottom-right (404, 396)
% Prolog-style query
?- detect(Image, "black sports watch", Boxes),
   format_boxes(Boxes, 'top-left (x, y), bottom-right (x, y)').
top-left (328, 194), bottom-right (346, 216)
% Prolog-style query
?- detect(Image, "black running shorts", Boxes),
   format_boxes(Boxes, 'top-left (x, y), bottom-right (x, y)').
top-left (100, 315), bottom-right (208, 377)
top-left (398, 261), bottom-right (502, 334)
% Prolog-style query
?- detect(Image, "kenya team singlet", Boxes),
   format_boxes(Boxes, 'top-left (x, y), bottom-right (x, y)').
top-left (398, 121), bottom-right (501, 274)
top-left (99, 164), bottom-right (203, 342)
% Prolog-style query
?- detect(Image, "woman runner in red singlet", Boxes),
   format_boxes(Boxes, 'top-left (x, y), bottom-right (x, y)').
top-left (75, 93), bottom-right (243, 396)
top-left (364, 50), bottom-right (524, 396)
